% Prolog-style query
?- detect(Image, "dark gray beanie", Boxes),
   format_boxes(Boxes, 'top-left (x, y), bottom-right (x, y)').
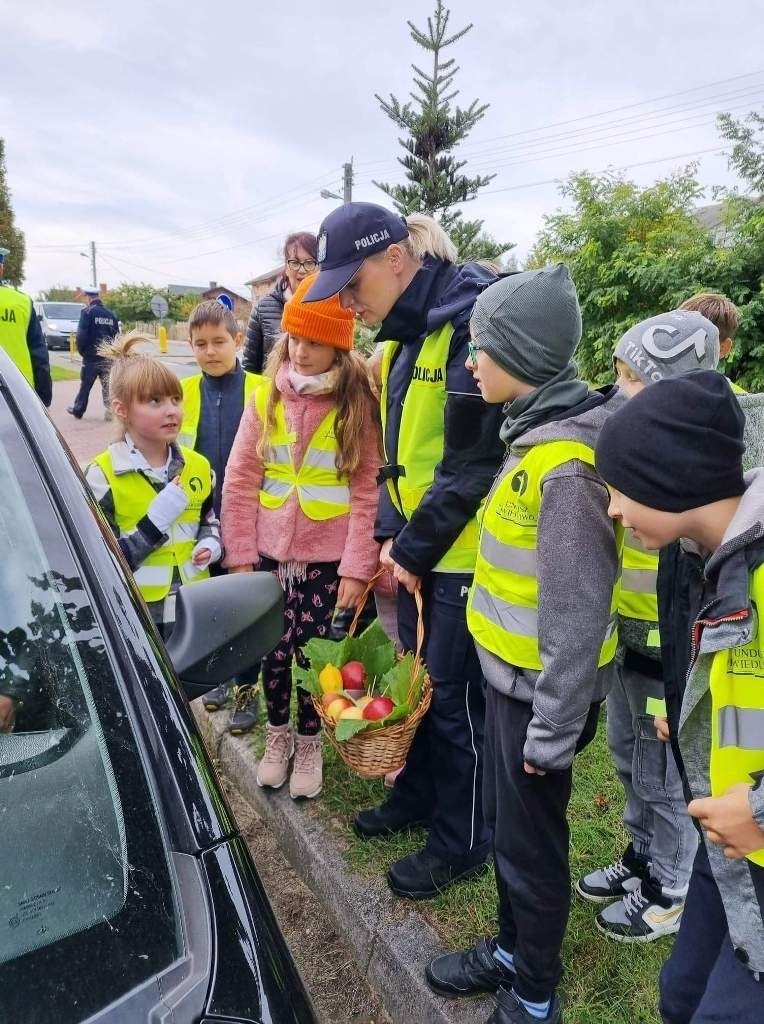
top-left (613, 310), bottom-right (720, 384)
top-left (470, 264), bottom-right (582, 386)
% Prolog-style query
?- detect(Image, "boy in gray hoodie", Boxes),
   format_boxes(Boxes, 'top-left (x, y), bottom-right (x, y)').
top-left (595, 371), bottom-right (764, 1023)
top-left (426, 265), bottom-right (624, 1024)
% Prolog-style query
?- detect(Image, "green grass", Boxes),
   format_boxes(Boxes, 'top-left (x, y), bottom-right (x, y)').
top-left (242, 696), bottom-right (666, 1023)
top-left (51, 364), bottom-right (80, 381)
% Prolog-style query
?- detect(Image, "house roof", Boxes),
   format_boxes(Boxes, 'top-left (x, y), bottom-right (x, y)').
top-left (202, 285), bottom-right (250, 303)
top-left (167, 283), bottom-right (205, 296)
top-left (244, 265), bottom-right (283, 287)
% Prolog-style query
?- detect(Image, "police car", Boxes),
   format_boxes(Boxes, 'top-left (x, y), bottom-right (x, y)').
top-left (0, 350), bottom-right (316, 1024)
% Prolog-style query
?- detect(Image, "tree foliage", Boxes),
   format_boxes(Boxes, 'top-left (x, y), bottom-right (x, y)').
top-left (38, 285), bottom-right (80, 302)
top-left (528, 116), bottom-right (764, 390)
top-left (101, 283), bottom-right (190, 323)
top-left (374, 1), bottom-right (511, 262)
top-left (0, 139), bottom-right (25, 286)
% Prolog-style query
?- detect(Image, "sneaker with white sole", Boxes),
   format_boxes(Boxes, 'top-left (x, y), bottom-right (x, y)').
top-left (289, 733), bottom-right (322, 799)
top-left (595, 876), bottom-right (685, 942)
top-left (256, 723), bottom-right (294, 789)
top-left (576, 843), bottom-right (650, 903)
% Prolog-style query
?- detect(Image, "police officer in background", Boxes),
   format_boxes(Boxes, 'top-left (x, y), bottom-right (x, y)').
top-left (0, 247), bottom-right (52, 407)
top-left (68, 285), bottom-right (119, 420)
top-left (305, 203), bottom-right (505, 899)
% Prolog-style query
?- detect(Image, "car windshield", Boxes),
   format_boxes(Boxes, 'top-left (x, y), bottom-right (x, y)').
top-left (0, 403), bottom-right (182, 1021)
top-left (40, 303), bottom-right (83, 320)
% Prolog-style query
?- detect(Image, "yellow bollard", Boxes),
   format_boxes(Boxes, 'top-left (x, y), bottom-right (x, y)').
top-left (69, 333), bottom-right (77, 361)
top-left (158, 325), bottom-right (168, 354)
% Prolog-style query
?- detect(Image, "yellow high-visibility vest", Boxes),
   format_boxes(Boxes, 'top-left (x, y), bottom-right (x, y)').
top-left (0, 286), bottom-right (34, 385)
top-left (707, 564), bottom-right (764, 867)
top-left (178, 370), bottom-right (263, 449)
top-left (468, 439), bottom-right (623, 670)
top-left (380, 324), bottom-right (480, 572)
top-left (94, 446), bottom-right (212, 601)
top-left (619, 532), bottom-right (660, 648)
top-left (254, 381), bottom-right (349, 521)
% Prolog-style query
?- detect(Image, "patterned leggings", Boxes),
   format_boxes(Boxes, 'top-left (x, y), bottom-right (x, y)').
top-left (259, 557), bottom-right (340, 735)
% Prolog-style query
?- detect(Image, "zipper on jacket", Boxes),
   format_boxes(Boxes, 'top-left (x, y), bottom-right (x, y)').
top-left (689, 606), bottom-right (750, 672)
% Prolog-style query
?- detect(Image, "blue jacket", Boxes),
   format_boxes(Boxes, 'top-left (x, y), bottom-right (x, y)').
top-left (375, 256), bottom-right (505, 576)
top-left (193, 361), bottom-right (249, 518)
top-left (76, 299), bottom-right (118, 360)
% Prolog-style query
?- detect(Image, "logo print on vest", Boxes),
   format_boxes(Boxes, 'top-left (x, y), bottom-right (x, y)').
top-left (188, 476), bottom-right (203, 494)
top-left (511, 470), bottom-right (528, 496)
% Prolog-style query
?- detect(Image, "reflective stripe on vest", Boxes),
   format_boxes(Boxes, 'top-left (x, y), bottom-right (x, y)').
top-left (253, 381), bottom-right (350, 521)
top-left (380, 326), bottom-right (480, 572)
top-left (0, 287), bottom-right (34, 385)
top-left (94, 445), bottom-right (212, 602)
top-left (708, 565), bottom-right (764, 866)
top-left (618, 532), bottom-right (660, 643)
top-left (467, 439), bottom-right (623, 671)
top-left (178, 370), bottom-right (264, 449)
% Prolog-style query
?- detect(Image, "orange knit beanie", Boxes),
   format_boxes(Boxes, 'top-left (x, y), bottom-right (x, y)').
top-left (281, 273), bottom-right (355, 351)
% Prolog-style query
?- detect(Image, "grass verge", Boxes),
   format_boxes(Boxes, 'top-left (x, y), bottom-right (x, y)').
top-left (51, 364), bottom-right (80, 381)
top-left (241, 693), bottom-right (667, 1023)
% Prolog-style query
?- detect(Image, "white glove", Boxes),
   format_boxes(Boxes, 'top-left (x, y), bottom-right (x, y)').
top-left (191, 537), bottom-right (222, 564)
top-left (146, 482), bottom-right (189, 533)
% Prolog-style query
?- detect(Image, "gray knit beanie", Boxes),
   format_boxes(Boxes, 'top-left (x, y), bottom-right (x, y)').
top-left (613, 310), bottom-right (719, 385)
top-left (470, 264), bottom-right (582, 386)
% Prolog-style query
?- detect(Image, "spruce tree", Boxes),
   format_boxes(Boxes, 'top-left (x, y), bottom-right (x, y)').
top-left (374, 1), bottom-right (510, 262)
top-left (0, 140), bottom-right (25, 286)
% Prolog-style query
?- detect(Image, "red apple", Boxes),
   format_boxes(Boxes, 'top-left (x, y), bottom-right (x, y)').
top-left (326, 697), bottom-right (353, 721)
top-left (341, 661), bottom-right (367, 689)
top-left (361, 696), bottom-right (394, 721)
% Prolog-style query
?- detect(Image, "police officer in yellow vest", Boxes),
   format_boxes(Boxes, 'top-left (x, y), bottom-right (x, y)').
top-left (304, 203), bottom-right (505, 899)
top-left (427, 267), bottom-right (624, 1024)
top-left (595, 372), bottom-right (764, 1024)
top-left (0, 247), bottom-right (52, 406)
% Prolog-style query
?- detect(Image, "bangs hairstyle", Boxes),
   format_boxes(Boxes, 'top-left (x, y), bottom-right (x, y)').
top-left (188, 299), bottom-right (240, 339)
top-left (258, 332), bottom-right (381, 478)
top-left (99, 334), bottom-right (183, 426)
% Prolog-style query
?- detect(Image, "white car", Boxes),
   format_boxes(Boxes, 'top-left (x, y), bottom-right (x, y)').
top-left (33, 301), bottom-right (85, 350)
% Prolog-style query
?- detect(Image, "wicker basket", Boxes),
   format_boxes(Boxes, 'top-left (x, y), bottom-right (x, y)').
top-left (312, 577), bottom-right (431, 779)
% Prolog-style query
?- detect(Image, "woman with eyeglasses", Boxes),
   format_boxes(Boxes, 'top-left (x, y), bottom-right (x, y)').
top-left (243, 231), bottom-right (318, 374)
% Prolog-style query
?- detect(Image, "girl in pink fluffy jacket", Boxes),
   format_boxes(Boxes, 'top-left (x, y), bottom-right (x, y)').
top-left (221, 274), bottom-right (380, 799)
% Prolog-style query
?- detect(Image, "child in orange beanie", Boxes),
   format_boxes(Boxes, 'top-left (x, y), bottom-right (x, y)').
top-left (221, 274), bottom-right (381, 799)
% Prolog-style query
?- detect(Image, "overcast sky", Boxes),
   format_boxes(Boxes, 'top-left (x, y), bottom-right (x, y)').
top-left (3, 0), bottom-right (762, 298)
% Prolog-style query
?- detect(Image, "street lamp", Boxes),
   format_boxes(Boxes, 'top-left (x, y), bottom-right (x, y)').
top-left (320, 189), bottom-right (342, 201)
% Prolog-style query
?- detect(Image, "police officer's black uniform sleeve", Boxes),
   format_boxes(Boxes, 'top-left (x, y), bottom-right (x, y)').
top-left (26, 301), bottom-right (52, 407)
top-left (390, 324), bottom-right (505, 576)
top-left (75, 306), bottom-right (89, 355)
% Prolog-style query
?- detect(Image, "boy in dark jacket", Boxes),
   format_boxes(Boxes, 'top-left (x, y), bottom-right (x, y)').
top-left (596, 371), bottom-right (764, 1024)
top-left (181, 299), bottom-right (264, 730)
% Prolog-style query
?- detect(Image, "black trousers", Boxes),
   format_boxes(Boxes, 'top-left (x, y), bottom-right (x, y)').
top-left (72, 358), bottom-right (110, 415)
top-left (483, 687), bottom-right (600, 1004)
top-left (386, 572), bottom-right (490, 863)
top-left (659, 842), bottom-right (764, 1023)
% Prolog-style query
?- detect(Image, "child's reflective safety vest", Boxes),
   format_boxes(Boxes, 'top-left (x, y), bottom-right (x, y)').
top-left (707, 564), bottom-right (764, 866)
top-left (467, 439), bottom-right (623, 670)
top-left (94, 446), bottom-right (212, 601)
top-left (178, 370), bottom-right (264, 449)
top-left (254, 381), bottom-right (349, 521)
top-left (0, 286), bottom-right (34, 385)
top-left (619, 532), bottom-right (661, 650)
top-left (380, 324), bottom-right (480, 572)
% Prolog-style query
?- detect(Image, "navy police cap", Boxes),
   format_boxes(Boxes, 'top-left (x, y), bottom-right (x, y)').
top-left (304, 202), bottom-right (408, 302)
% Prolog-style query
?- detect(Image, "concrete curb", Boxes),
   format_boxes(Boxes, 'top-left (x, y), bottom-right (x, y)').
top-left (193, 702), bottom-right (494, 1024)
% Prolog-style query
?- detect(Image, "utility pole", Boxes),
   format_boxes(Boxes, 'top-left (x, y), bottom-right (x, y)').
top-left (89, 240), bottom-right (97, 289)
top-left (342, 158), bottom-right (354, 204)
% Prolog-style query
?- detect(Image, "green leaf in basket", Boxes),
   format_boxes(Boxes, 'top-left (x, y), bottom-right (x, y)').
top-left (379, 652), bottom-right (421, 707)
top-left (334, 716), bottom-right (374, 742)
top-left (381, 702), bottom-right (410, 725)
top-left (292, 634), bottom-right (352, 695)
top-left (345, 621), bottom-right (396, 684)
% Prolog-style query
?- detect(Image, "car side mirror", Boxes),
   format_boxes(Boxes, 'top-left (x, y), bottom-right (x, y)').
top-left (165, 573), bottom-right (283, 699)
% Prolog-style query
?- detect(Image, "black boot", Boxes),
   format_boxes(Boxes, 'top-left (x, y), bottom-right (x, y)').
top-left (353, 801), bottom-right (428, 839)
top-left (426, 936), bottom-right (514, 998)
top-left (387, 848), bottom-right (489, 899)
